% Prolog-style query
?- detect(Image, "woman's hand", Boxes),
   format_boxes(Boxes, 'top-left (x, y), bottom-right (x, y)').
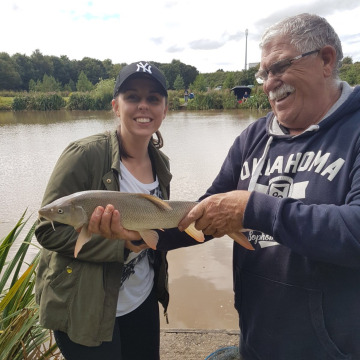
top-left (88, 204), bottom-right (142, 241)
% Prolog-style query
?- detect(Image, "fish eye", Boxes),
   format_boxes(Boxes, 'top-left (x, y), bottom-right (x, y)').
top-left (57, 209), bottom-right (64, 214)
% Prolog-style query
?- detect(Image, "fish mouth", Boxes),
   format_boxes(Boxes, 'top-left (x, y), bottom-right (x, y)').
top-left (38, 210), bottom-right (56, 231)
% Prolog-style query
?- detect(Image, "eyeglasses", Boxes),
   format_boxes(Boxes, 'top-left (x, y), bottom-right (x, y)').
top-left (255, 49), bottom-right (320, 84)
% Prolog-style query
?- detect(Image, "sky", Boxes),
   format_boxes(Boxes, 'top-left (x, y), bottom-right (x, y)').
top-left (2, 0), bottom-right (360, 73)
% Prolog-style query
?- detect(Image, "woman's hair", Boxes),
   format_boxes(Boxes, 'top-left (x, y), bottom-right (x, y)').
top-left (260, 13), bottom-right (343, 76)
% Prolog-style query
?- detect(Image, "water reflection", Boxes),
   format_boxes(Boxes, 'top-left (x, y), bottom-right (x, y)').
top-left (0, 109), bottom-right (267, 330)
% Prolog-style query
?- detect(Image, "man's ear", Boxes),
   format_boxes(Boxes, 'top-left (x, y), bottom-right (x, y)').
top-left (320, 46), bottom-right (337, 78)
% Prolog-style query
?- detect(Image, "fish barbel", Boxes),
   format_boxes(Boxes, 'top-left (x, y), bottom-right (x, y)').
top-left (38, 190), bottom-right (254, 257)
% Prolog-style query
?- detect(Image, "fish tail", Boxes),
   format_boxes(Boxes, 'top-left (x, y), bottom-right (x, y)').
top-left (185, 222), bottom-right (204, 243)
top-left (228, 231), bottom-right (254, 250)
top-left (139, 230), bottom-right (159, 250)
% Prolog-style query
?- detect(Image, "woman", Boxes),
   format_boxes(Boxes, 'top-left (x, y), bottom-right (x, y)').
top-left (35, 61), bottom-right (171, 360)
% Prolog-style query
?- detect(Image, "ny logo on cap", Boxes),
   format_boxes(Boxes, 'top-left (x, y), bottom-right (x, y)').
top-left (136, 62), bottom-right (152, 74)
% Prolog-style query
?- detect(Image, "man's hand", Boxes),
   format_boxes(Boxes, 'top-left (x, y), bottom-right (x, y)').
top-left (178, 190), bottom-right (251, 238)
top-left (88, 204), bottom-right (142, 241)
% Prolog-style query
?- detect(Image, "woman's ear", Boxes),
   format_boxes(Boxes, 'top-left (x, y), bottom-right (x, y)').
top-left (112, 98), bottom-right (120, 117)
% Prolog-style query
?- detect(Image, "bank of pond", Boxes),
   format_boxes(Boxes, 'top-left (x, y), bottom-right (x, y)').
top-left (0, 88), bottom-right (270, 112)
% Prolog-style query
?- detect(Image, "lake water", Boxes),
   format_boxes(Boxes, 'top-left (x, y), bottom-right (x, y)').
top-left (0, 108), bottom-right (267, 330)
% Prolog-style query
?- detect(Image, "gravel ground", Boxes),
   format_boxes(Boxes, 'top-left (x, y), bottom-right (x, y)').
top-left (160, 329), bottom-right (241, 360)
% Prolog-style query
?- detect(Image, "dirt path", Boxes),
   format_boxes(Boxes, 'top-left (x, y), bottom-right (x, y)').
top-left (160, 329), bottom-right (240, 360)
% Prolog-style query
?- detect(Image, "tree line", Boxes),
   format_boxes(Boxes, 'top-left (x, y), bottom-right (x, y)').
top-left (0, 49), bottom-right (359, 94)
top-left (0, 49), bottom-right (263, 94)
top-left (0, 49), bottom-right (200, 92)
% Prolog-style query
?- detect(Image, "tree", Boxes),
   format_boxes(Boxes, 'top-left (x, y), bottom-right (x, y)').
top-left (0, 53), bottom-right (22, 90)
top-left (160, 59), bottom-right (198, 90)
top-left (76, 71), bottom-right (94, 92)
top-left (64, 79), bottom-right (76, 92)
top-left (339, 62), bottom-right (360, 86)
top-left (41, 74), bottom-right (61, 92)
top-left (28, 79), bottom-right (36, 92)
top-left (12, 53), bottom-right (35, 91)
top-left (30, 49), bottom-right (53, 82)
top-left (78, 57), bottom-right (107, 84)
top-left (191, 74), bottom-right (207, 92)
top-left (341, 56), bottom-right (353, 65)
top-left (173, 74), bottom-right (185, 90)
top-left (223, 72), bottom-right (236, 89)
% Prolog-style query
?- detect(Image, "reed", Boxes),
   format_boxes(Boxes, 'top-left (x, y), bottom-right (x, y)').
top-left (0, 211), bottom-right (62, 359)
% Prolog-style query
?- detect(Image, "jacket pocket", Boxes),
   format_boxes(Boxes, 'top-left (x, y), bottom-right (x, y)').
top-left (236, 270), bottom-right (350, 360)
top-left (49, 259), bottom-right (81, 294)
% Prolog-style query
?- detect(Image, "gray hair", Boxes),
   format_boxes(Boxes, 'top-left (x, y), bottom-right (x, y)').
top-left (260, 13), bottom-right (343, 76)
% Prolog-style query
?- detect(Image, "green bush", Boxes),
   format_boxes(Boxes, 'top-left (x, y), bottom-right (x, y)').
top-left (167, 90), bottom-right (181, 110)
top-left (186, 90), bottom-right (237, 110)
top-left (12, 95), bottom-right (30, 111)
top-left (12, 93), bottom-right (66, 111)
top-left (67, 92), bottom-right (106, 110)
top-left (67, 79), bottom-right (114, 110)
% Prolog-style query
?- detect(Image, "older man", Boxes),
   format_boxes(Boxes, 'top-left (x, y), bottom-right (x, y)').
top-left (175, 13), bottom-right (360, 359)
top-left (90, 13), bottom-right (360, 359)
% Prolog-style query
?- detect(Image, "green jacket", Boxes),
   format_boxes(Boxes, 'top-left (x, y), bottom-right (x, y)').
top-left (35, 130), bottom-right (172, 346)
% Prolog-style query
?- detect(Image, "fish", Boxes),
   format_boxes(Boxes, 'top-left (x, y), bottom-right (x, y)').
top-left (38, 190), bottom-right (254, 257)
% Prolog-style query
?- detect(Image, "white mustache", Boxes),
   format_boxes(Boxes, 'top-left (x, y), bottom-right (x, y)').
top-left (269, 84), bottom-right (295, 101)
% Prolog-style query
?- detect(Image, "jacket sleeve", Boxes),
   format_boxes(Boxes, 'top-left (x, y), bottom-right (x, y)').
top-left (35, 140), bottom-right (126, 263)
top-left (156, 228), bottom-right (213, 251)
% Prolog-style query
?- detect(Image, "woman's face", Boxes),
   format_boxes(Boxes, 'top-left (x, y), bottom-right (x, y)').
top-left (113, 77), bottom-right (168, 141)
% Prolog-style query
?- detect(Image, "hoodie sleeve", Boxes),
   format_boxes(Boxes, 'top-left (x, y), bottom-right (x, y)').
top-left (244, 183), bottom-right (360, 268)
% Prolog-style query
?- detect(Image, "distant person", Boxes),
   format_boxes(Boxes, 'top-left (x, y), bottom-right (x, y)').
top-left (96, 13), bottom-right (360, 359)
top-left (36, 61), bottom-right (171, 360)
top-left (242, 91), bottom-right (249, 101)
top-left (184, 89), bottom-right (189, 102)
top-left (189, 91), bottom-right (195, 99)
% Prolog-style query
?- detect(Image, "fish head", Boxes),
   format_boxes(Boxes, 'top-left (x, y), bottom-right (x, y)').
top-left (38, 197), bottom-right (88, 230)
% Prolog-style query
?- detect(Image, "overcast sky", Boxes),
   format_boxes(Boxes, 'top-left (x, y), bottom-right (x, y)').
top-left (2, 0), bottom-right (360, 73)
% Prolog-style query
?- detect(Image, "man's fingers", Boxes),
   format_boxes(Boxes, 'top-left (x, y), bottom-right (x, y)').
top-left (178, 203), bottom-right (205, 232)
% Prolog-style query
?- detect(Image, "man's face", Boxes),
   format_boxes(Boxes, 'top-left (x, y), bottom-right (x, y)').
top-left (260, 36), bottom-right (327, 135)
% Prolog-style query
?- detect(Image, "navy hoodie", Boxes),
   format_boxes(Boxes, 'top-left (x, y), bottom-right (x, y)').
top-left (158, 83), bottom-right (360, 359)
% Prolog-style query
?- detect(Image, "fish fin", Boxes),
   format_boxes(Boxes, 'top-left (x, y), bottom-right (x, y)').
top-left (185, 222), bottom-right (205, 243)
top-left (139, 230), bottom-right (159, 250)
top-left (136, 193), bottom-right (173, 211)
top-left (227, 231), bottom-right (254, 250)
top-left (74, 224), bottom-right (92, 258)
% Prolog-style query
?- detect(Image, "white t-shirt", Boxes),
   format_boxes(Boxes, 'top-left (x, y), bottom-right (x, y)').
top-left (116, 161), bottom-right (162, 316)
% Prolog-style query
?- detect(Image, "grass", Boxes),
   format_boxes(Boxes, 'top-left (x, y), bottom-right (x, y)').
top-left (0, 97), bottom-right (14, 111)
top-left (0, 211), bottom-right (62, 359)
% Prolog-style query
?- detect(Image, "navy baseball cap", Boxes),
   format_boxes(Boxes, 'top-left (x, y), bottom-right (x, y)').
top-left (113, 61), bottom-right (167, 98)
